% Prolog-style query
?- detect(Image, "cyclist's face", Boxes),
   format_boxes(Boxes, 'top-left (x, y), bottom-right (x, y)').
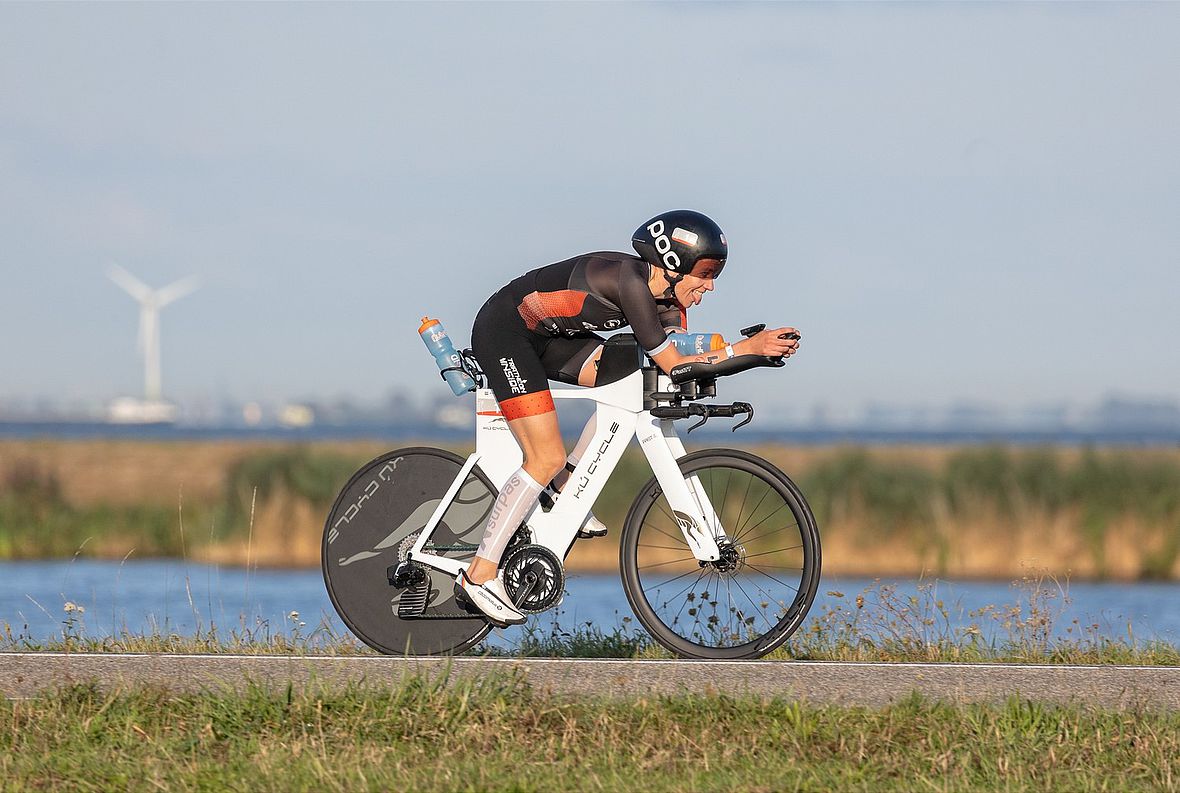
top-left (675, 259), bottom-right (721, 307)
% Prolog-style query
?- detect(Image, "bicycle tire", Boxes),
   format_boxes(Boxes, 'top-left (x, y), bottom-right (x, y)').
top-left (620, 449), bottom-right (821, 659)
top-left (322, 447), bottom-right (495, 655)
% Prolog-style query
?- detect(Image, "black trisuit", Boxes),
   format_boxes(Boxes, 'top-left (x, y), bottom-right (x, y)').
top-left (472, 251), bottom-right (686, 419)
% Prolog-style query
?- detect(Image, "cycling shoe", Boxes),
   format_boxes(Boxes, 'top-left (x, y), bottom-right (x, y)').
top-left (454, 570), bottom-right (526, 627)
top-left (577, 513), bottom-right (608, 539)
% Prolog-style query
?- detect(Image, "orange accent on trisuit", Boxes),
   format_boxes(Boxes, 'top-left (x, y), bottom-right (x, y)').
top-left (476, 411), bottom-right (503, 417)
top-left (499, 391), bottom-right (556, 421)
top-left (516, 291), bottom-right (589, 332)
top-left (418, 317), bottom-right (439, 334)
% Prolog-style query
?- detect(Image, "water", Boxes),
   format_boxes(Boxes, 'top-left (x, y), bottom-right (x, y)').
top-left (2, 559), bottom-right (1177, 650)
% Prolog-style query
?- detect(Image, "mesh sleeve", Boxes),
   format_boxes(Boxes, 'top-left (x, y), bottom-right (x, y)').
top-left (617, 259), bottom-right (672, 353)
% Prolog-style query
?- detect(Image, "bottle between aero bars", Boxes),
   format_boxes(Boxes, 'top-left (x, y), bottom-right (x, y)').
top-left (667, 332), bottom-right (726, 356)
top-left (418, 316), bottom-right (476, 396)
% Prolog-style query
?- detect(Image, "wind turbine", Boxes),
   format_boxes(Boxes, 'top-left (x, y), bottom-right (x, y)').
top-left (106, 264), bottom-right (199, 403)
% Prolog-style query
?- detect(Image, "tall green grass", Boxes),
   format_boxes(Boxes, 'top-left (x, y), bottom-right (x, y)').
top-left (0, 448), bottom-right (368, 559)
top-left (2, 677), bottom-right (1177, 791)
top-left (3, 445), bottom-right (1180, 578)
top-left (798, 446), bottom-right (1180, 578)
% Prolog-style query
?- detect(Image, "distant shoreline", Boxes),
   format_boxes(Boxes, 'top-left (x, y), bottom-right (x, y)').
top-left (3, 439), bottom-right (1179, 581)
top-left (3, 420), bottom-right (1180, 446)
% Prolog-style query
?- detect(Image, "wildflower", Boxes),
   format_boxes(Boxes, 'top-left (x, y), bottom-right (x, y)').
top-left (63, 602), bottom-right (85, 615)
top-left (287, 611), bottom-right (300, 622)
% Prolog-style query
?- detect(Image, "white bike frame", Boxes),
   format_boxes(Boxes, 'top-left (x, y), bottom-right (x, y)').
top-left (406, 368), bottom-right (726, 576)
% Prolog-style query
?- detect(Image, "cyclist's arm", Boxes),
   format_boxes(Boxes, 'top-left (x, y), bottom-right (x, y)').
top-left (649, 327), bottom-right (800, 376)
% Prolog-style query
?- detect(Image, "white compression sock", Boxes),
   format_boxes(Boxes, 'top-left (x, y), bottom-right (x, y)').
top-left (475, 468), bottom-right (543, 564)
top-left (551, 416), bottom-right (598, 493)
top-left (567, 415), bottom-right (597, 469)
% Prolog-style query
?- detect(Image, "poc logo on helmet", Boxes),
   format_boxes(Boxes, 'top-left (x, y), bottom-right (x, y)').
top-left (646, 220), bottom-right (682, 271)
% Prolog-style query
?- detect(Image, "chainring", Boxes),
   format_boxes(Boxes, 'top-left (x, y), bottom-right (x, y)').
top-left (501, 544), bottom-right (564, 614)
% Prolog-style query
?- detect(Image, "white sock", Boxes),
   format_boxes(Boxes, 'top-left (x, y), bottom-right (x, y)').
top-left (475, 468), bottom-right (543, 564)
top-left (567, 415), bottom-right (597, 469)
top-left (553, 416), bottom-right (597, 492)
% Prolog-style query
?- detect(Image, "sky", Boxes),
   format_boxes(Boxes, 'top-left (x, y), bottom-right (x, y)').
top-left (1, 2), bottom-right (1177, 416)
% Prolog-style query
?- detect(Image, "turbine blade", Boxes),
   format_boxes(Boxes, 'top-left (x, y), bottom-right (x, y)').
top-left (155, 276), bottom-right (200, 307)
top-left (106, 263), bottom-right (153, 302)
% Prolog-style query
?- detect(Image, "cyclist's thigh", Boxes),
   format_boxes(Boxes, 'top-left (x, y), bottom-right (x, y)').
top-left (472, 292), bottom-right (555, 420)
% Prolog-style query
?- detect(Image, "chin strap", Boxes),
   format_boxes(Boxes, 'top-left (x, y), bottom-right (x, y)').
top-left (660, 269), bottom-right (684, 301)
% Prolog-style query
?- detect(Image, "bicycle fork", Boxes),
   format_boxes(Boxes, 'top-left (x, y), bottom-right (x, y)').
top-left (636, 413), bottom-right (724, 562)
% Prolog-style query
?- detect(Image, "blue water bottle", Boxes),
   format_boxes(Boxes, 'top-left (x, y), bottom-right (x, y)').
top-left (667, 332), bottom-right (727, 356)
top-left (418, 317), bottom-right (476, 396)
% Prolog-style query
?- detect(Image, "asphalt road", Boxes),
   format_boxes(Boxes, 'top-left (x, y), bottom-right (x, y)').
top-left (2, 653), bottom-right (1176, 710)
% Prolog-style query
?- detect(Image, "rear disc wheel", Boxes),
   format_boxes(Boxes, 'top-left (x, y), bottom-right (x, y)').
top-left (322, 448), bottom-right (496, 655)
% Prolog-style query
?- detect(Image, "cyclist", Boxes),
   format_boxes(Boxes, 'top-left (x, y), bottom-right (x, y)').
top-left (456, 210), bottom-right (801, 626)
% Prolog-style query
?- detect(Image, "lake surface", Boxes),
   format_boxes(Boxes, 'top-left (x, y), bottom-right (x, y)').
top-left (2, 559), bottom-right (1177, 651)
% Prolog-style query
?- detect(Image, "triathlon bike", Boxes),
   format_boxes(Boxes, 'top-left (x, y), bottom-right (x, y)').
top-left (322, 328), bottom-right (821, 659)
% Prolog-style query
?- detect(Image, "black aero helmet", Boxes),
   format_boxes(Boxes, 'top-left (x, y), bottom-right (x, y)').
top-left (632, 210), bottom-right (727, 279)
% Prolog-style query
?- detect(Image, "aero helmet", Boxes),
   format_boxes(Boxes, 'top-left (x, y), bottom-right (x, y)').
top-left (632, 210), bottom-right (727, 279)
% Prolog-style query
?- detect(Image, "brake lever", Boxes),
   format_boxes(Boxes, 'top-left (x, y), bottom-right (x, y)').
top-left (732, 402), bottom-right (754, 432)
top-left (686, 407), bottom-right (710, 434)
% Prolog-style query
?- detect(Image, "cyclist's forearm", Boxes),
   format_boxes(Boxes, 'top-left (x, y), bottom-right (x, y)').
top-left (650, 344), bottom-right (735, 375)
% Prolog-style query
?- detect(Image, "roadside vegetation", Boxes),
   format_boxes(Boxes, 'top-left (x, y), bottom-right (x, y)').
top-left (2, 675), bottom-right (1177, 792)
top-left (2, 441), bottom-right (1179, 578)
top-left (6, 575), bottom-right (1178, 666)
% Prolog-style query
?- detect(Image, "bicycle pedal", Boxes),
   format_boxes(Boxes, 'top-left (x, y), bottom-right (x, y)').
top-left (397, 581), bottom-right (430, 618)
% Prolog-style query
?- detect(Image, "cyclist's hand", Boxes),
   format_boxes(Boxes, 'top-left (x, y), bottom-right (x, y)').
top-left (747, 327), bottom-right (800, 359)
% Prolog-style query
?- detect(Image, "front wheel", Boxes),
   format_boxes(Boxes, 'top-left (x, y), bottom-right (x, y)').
top-left (620, 449), bottom-right (821, 659)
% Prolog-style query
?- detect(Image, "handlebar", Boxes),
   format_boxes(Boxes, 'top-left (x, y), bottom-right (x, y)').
top-left (650, 401), bottom-right (755, 433)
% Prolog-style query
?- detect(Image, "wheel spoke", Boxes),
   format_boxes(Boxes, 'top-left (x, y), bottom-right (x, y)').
top-left (732, 501), bottom-right (793, 543)
top-left (654, 497), bottom-right (678, 527)
top-left (637, 556), bottom-right (697, 571)
top-left (646, 565), bottom-right (706, 592)
top-left (730, 575), bottom-right (778, 633)
top-left (653, 568), bottom-right (711, 613)
top-left (644, 520), bottom-right (691, 547)
top-left (736, 520), bottom-right (801, 547)
top-left (731, 470), bottom-right (754, 538)
top-left (734, 479), bottom-right (773, 539)
top-left (741, 545), bottom-right (803, 560)
top-left (743, 563), bottom-right (802, 592)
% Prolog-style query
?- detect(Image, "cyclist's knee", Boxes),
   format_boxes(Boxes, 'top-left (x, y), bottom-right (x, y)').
top-left (524, 449), bottom-right (566, 484)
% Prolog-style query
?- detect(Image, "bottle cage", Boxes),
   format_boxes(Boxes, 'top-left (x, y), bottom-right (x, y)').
top-left (445, 348), bottom-right (486, 389)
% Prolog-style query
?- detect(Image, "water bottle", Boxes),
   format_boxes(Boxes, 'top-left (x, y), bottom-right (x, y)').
top-left (418, 317), bottom-right (476, 396)
top-left (667, 332), bottom-right (726, 357)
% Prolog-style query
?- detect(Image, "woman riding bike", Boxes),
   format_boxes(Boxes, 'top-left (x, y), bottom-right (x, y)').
top-left (456, 210), bottom-right (801, 626)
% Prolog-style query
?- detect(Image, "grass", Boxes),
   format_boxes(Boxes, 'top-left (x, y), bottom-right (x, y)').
top-left (5, 574), bottom-right (1178, 666)
top-left (1, 676), bottom-right (1177, 791)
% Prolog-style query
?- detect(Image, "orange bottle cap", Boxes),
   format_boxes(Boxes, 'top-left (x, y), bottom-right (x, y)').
top-left (418, 317), bottom-right (439, 334)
